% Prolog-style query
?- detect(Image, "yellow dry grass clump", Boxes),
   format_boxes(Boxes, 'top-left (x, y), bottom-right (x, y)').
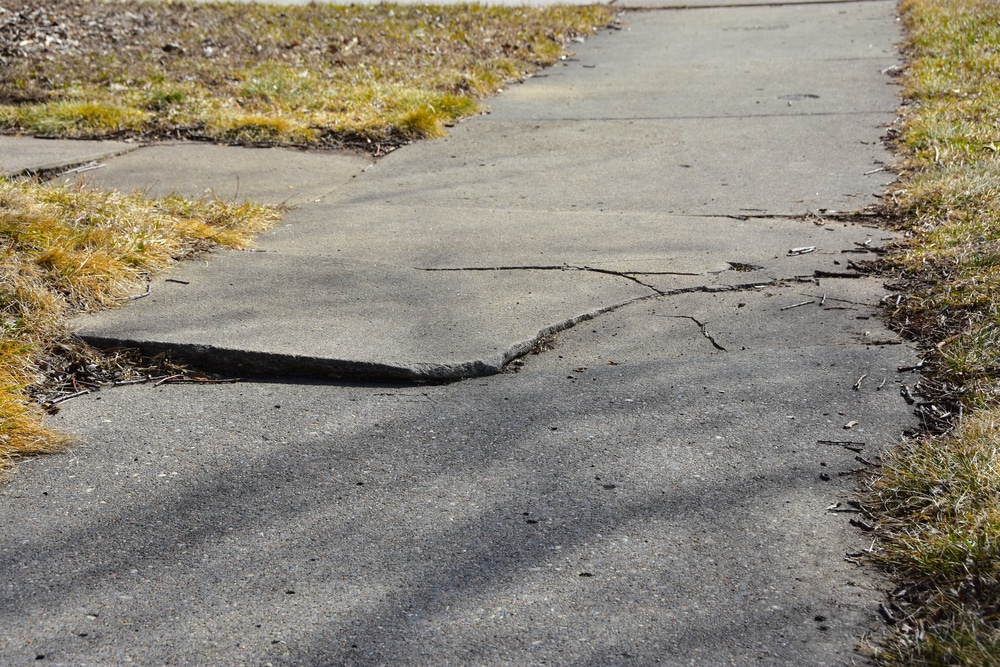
top-left (0, 178), bottom-right (281, 468)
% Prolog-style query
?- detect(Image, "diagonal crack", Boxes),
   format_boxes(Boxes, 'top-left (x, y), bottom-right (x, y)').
top-left (662, 315), bottom-right (727, 352)
top-left (413, 264), bottom-right (878, 366)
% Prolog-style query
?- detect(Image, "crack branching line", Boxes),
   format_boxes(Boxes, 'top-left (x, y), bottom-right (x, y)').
top-left (421, 264), bottom-right (800, 295)
top-left (417, 265), bottom-right (822, 295)
top-left (662, 315), bottom-right (728, 352)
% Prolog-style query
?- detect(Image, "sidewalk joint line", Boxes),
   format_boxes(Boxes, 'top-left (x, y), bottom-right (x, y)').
top-left (623, 0), bottom-right (894, 11)
top-left (509, 111), bottom-right (896, 122)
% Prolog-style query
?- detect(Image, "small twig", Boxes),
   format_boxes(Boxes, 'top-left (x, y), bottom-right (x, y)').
top-left (820, 293), bottom-right (827, 306)
top-left (59, 160), bottom-right (105, 176)
top-left (788, 246), bottom-right (817, 256)
top-left (165, 278), bottom-right (190, 285)
top-left (153, 374), bottom-right (184, 387)
top-left (850, 518), bottom-right (876, 532)
top-left (864, 167), bottom-right (886, 175)
top-left (898, 361), bottom-right (924, 372)
top-left (48, 389), bottom-right (91, 405)
top-left (781, 300), bottom-right (815, 311)
top-left (121, 284), bottom-right (151, 300)
top-left (879, 603), bottom-right (896, 624)
top-left (877, 376), bottom-right (887, 390)
top-left (174, 376), bottom-right (241, 384)
top-left (818, 439), bottom-right (866, 452)
top-left (853, 374), bottom-right (867, 390)
top-left (113, 377), bottom-right (154, 387)
top-left (848, 500), bottom-right (877, 521)
top-left (855, 455), bottom-right (878, 467)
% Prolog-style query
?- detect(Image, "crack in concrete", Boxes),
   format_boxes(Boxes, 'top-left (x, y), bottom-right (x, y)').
top-left (662, 315), bottom-right (728, 352)
top-left (417, 264), bottom-right (822, 297)
top-left (95, 268), bottom-right (862, 384)
top-left (418, 264), bottom-right (681, 296)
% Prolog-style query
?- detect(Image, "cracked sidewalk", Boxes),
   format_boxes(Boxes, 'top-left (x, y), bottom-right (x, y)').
top-left (0, 2), bottom-right (921, 665)
top-left (54, 0), bottom-right (901, 380)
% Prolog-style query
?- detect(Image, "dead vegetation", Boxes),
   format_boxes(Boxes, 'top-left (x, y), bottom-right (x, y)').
top-left (0, 0), bottom-right (613, 152)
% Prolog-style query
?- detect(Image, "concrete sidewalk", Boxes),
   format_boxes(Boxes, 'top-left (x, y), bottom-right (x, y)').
top-left (49, 0), bottom-right (901, 380)
top-left (0, 2), bottom-right (912, 665)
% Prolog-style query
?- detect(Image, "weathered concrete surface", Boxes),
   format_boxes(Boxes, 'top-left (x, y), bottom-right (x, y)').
top-left (54, 143), bottom-right (373, 206)
top-left (2, 280), bottom-right (916, 666)
top-left (0, 2), bottom-right (912, 666)
top-left (81, 254), bottom-right (652, 379)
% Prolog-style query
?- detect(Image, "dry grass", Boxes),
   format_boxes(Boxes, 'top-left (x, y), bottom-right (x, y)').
top-left (0, 178), bottom-right (282, 468)
top-left (866, 0), bottom-right (1000, 663)
top-left (0, 0), bottom-right (614, 151)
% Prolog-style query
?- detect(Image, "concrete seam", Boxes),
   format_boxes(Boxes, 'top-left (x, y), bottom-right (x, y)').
top-left (619, 0), bottom-right (895, 12)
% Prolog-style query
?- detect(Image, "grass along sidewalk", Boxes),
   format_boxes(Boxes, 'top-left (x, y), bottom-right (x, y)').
top-left (866, 0), bottom-right (1000, 663)
top-left (0, 0), bottom-right (613, 152)
top-left (1, 181), bottom-right (283, 466)
top-left (0, 1), bottom-right (614, 470)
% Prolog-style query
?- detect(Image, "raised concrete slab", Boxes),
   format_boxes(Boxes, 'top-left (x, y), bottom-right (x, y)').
top-left (71, 4), bottom-right (900, 377)
top-left (0, 136), bottom-right (136, 177)
top-left (55, 143), bottom-right (373, 206)
top-left (74, 205), bottom-right (886, 379)
top-left (78, 254), bottom-right (652, 379)
top-left (3, 275), bottom-right (917, 666)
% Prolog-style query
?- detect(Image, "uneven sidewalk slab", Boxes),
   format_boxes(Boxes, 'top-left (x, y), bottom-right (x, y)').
top-left (74, 206), bottom-right (888, 380)
top-left (0, 136), bottom-right (136, 177)
top-left (76, 254), bottom-right (653, 380)
top-left (69, 3), bottom-right (900, 379)
top-left (1, 278), bottom-right (917, 666)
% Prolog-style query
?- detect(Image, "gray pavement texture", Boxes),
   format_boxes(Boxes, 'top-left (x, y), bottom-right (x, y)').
top-left (0, 2), bottom-right (913, 665)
